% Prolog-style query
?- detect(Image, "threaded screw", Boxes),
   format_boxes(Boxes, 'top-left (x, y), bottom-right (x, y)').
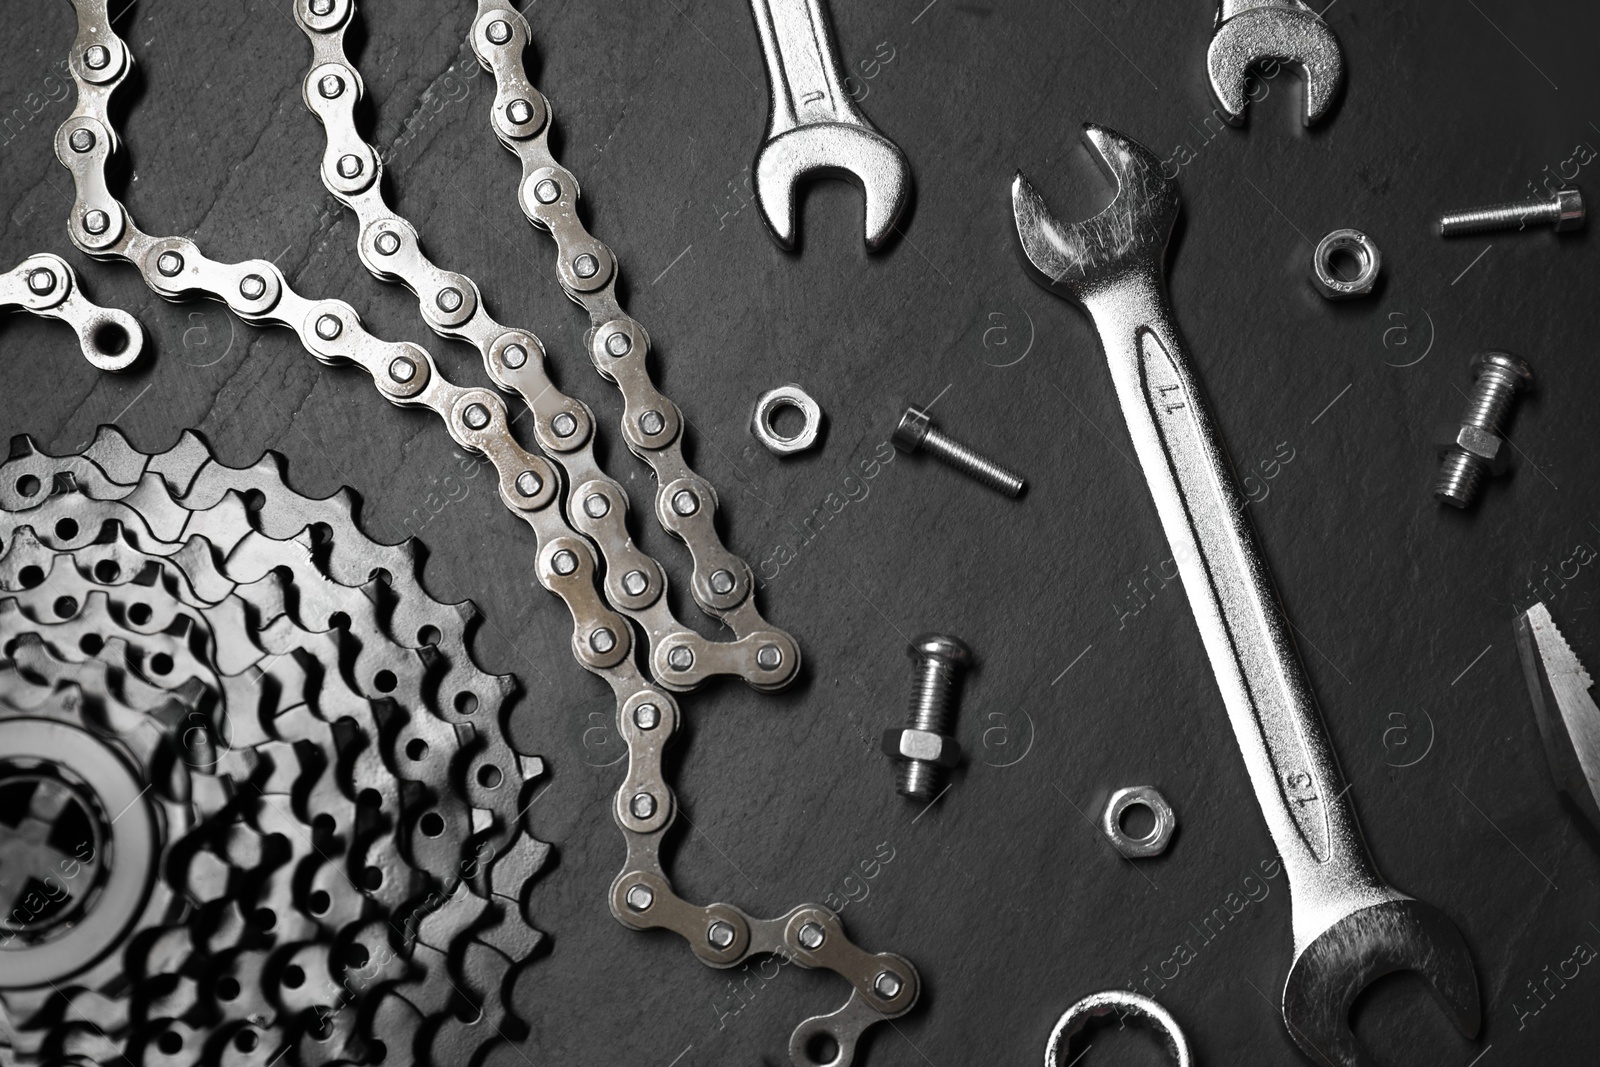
top-left (1439, 188), bottom-right (1584, 237)
top-left (881, 634), bottom-right (970, 801)
top-left (1433, 351), bottom-right (1532, 508)
top-left (892, 405), bottom-right (1025, 498)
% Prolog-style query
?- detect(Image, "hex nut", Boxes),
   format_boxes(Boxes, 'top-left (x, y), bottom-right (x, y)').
top-left (880, 727), bottom-right (960, 768)
top-left (751, 384), bottom-right (823, 456)
top-left (1311, 228), bottom-right (1381, 300)
top-left (1101, 785), bottom-right (1176, 859)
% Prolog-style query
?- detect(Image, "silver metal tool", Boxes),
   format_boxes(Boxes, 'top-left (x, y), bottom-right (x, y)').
top-left (1515, 602), bottom-right (1600, 838)
top-left (1013, 124), bottom-right (1479, 1067)
top-left (893, 405), bottom-right (1026, 497)
top-left (881, 634), bottom-right (969, 801)
top-left (1044, 990), bottom-right (1193, 1067)
top-left (1207, 0), bottom-right (1344, 126)
top-left (1434, 351), bottom-right (1532, 508)
top-left (0, 253), bottom-right (142, 371)
top-left (1440, 188), bottom-right (1585, 236)
top-left (747, 0), bottom-right (912, 251)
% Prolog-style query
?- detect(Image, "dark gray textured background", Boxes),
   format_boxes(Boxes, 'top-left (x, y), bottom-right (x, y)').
top-left (3, 0), bottom-right (1599, 1064)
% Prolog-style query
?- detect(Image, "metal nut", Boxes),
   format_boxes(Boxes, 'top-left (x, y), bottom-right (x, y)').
top-left (1436, 424), bottom-right (1505, 471)
top-left (751, 384), bottom-right (823, 456)
top-left (1311, 228), bottom-right (1381, 300)
top-left (1101, 785), bottom-right (1176, 859)
top-left (880, 727), bottom-right (960, 768)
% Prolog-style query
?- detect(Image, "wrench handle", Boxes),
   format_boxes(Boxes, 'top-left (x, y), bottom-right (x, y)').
top-left (748, 0), bottom-right (868, 134)
top-left (1085, 270), bottom-right (1385, 917)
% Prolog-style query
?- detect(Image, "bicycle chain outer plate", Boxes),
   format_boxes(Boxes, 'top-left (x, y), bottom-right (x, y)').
top-left (0, 426), bottom-right (550, 1067)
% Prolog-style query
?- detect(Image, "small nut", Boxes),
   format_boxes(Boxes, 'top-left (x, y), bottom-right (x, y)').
top-left (1311, 228), bottom-right (1381, 300)
top-left (1101, 785), bottom-right (1176, 859)
top-left (1435, 424), bottom-right (1509, 474)
top-left (880, 727), bottom-right (961, 768)
top-left (751, 384), bottom-right (823, 456)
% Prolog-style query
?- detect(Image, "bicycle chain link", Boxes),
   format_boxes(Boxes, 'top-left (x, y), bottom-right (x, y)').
top-left (0, 253), bottom-right (142, 372)
top-left (47, 2), bottom-right (920, 1060)
top-left (291, 0), bottom-right (799, 692)
top-left (0, 429), bottom-right (549, 1066)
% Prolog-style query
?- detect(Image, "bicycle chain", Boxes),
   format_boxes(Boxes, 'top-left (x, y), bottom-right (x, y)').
top-left (0, 253), bottom-right (142, 372)
top-left (48, 2), bottom-right (920, 1060)
top-left (293, 0), bottom-right (797, 691)
top-left (0, 431), bottom-right (548, 1067)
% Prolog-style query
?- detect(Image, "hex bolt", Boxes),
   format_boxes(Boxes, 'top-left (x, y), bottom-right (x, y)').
top-left (881, 634), bottom-right (970, 801)
top-left (1439, 188), bottom-right (1585, 237)
top-left (892, 405), bottom-right (1025, 498)
top-left (1433, 351), bottom-right (1533, 508)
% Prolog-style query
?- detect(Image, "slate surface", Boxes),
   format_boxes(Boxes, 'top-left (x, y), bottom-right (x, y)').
top-left (2, 1), bottom-right (1598, 1065)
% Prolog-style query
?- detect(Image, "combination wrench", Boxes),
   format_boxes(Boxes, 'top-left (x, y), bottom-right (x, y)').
top-left (746, 0), bottom-right (911, 251)
top-left (1207, 0), bottom-right (1344, 126)
top-left (1011, 125), bottom-right (1478, 1067)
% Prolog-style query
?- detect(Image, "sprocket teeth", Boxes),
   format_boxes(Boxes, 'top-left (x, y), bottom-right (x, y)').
top-left (1, 434), bottom-right (548, 1067)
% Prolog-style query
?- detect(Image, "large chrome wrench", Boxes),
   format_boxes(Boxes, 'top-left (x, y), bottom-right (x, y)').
top-left (747, 0), bottom-right (911, 251)
top-left (1011, 125), bottom-right (1479, 1067)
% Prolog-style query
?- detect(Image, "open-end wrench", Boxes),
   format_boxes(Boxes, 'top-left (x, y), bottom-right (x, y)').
top-left (1207, 0), bottom-right (1344, 126)
top-left (747, 0), bottom-right (911, 251)
top-left (1011, 125), bottom-right (1479, 1067)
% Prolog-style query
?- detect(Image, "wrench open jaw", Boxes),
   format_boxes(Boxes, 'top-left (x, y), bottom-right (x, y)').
top-left (1284, 900), bottom-right (1480, 1067)
top-left (1207, 0), bottom-right (1344, 127)
top-left (748, 0), bottom-right (912, 252)
top-left (1012, 124), bottom-right (1478, 1067)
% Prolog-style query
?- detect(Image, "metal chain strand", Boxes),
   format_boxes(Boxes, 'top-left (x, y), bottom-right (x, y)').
top-left (49, 3), bottom-right (918, 1062)
top-left (290, 0), bottom-right (798, 694)
top-left (465, 4), bottom-right (921, 1062)
top-left (465, 4), bottom-right (789, 662)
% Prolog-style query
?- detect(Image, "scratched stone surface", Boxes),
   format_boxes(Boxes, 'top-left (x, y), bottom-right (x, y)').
top-left (2, 1), bottom-right (1599, 1065)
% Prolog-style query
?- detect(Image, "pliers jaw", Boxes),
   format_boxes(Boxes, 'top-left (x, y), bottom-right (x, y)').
top-left (1516, 602), bottom-right (1600, 841)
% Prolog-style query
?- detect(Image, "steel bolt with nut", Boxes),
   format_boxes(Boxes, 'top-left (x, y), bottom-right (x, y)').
top-left (1433, 351), bottom-right (1533, 508)
top-left (881, 634), bottom-right (969, 801)
top-left (892, 405), bottom-right (1025, 498)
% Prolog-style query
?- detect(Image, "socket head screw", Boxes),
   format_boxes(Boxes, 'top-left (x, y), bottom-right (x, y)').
top-left (1554, 188), bottom-right (1586, 231)
top-left (892, 405), bottom-right (932, 452)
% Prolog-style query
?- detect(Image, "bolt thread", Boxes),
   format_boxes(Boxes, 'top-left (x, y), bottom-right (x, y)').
top-left (1439, 199), bottom-right (1556, 236)
top-left (1433, 450), bottom-right (1484, 507)
top-left (921, 429), bottom-right (1025, 497)
top-left (1461, 373), bottom-right (1518, 431)
top-left (897, 655), bottom-right (963, 800)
